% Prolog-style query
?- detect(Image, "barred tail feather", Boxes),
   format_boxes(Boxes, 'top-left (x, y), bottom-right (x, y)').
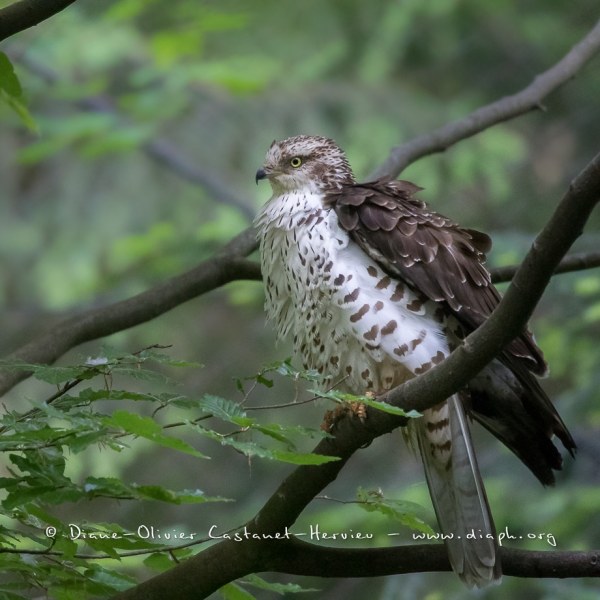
top-left (415, 396), bottom-right (502, 587)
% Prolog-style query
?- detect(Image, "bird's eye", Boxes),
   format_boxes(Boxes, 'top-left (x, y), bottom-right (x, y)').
top-left (290, 157), bottom-right (302, 168)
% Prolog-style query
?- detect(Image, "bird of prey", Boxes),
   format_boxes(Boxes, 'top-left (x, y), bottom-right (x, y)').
top-left (254, 135), bottom-right (575, 587)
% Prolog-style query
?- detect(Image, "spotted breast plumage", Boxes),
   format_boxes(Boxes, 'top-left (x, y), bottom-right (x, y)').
top-left (254, 135), bottom-right (575, 587)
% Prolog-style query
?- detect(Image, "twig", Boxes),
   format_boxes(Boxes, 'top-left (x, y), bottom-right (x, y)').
top-left (370, 19), bottom-right (600, 179)
top-left (0, 0), bottom-right (78, 42)
top-left (491, 250), bottom-right (600, 284)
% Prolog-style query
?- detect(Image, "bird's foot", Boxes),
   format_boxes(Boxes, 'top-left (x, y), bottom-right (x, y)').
top-left (321, 393), bottom-right (372, 431)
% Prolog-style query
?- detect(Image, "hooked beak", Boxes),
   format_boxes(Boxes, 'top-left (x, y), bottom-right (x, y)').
top-left (255, 167), bottom-right (267, 185)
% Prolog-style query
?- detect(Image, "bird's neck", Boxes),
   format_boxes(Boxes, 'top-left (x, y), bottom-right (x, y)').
top-left (255, 189), bottom-right (328, 230)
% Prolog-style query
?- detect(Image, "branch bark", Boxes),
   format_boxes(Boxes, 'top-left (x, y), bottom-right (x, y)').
top-left (113, 538), bottom-right (600, 599)
top-left (371, 19), bottom-right (600, 179)
top-left (0, 0), bottom-right (78, 42)
top-left (0, 229), bottom-right (259, 396)
top-left (112, 150), bottom-right (600, 600)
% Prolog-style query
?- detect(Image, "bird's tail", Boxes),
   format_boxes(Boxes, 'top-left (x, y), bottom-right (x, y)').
top-left (413, 395), bottom-right (501, 587)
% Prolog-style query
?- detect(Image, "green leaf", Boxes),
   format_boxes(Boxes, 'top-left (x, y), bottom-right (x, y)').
top-left (200, 394), bottom-right (249, 423)
top-left (0, 52), bottom-right (21, 95)
top-left (241, 574), bottom-right (319, 594)
top-left (143, 552), bottom-right (175, 572)
top-left (81, 565), bottom-right (136, 592)
top-left (0, 361), bottom-right (91, 384)
top-left (104, 411), bottom-right (207, 458)
top-left (313, 389), bottom-right (421, 418)
top-left (196, 428), bottom-right (338, 465)
top-left (219, 582), bottom-right (257, 600)
top-left (356, 487), bottom-right (434, 534)
top-left (134, 485), bottom-right (229, 504)
top-left (0, 52), bottom-right (38, 132)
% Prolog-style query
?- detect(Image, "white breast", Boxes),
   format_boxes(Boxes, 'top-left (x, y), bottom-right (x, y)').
top-left (255, 190), bottom-right (449, 393)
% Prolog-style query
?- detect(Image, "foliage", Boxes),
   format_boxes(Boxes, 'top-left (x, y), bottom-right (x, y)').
top-left (0, 52), bottom-right (37, 132)
top-left (1, 1), bottom-right (599, 599)
top-left (0, 350), bottom-right (350, 598)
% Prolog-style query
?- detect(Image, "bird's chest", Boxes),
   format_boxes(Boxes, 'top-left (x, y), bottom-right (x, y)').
top-left (258, 197), bottom-right (348, 330)
top-left (256, 192), bottom-right (444, 392)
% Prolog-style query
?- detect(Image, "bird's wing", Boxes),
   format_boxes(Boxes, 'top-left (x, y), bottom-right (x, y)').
top-left (325, 178), bottom-right (547, 376)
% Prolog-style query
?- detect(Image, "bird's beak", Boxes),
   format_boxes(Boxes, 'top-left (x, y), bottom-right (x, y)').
top-left (255, 167), bottom-right (267, 185)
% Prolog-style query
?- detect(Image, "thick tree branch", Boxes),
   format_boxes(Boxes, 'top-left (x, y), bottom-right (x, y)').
top-left (264, 541), bottom-right (600, 580)
top-left (383, 151), bottom-right (600, 411)
top-left (0, 229), bottom-right (259, 396)
top-left (0, 0), bottom-right (78, 42)
top-left (113, 539), bottom-right (600, 599)
top-left (112, 152), bottom-right (600, 600)
top-left (371, 19), bottom-right (600, 179)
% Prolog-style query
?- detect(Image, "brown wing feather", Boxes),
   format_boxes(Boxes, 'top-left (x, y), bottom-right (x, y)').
top-left (326, 178), bottom-right (547, 376)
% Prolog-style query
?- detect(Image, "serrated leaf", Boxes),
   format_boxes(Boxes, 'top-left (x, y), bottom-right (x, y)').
top-left (134, 485), bottom-right (229, 504)
top-left (83, 476), bottom-right (134, 498)
top-left (81, 565), bottom-right (136, 592)
top-left (0, 362), bottom-right (91, 384)
top-left (104, 411), bottom-right (207, 458)
top-left (200, 394), bottom-right (249, 422)
top-left (204, 432), bottom-right (338, 465)
top-left (252, 422), bottom-right (329, 447)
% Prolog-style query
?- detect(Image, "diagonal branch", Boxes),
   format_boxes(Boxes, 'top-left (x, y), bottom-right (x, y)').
top-left (370, 19), bottom-right (600, 179)
top-left (111, 151), bottom-right (600, 600)
top-left (0, 0), bottom-right (78, 42)
top-left (0, 229), bottom-right (259, 396)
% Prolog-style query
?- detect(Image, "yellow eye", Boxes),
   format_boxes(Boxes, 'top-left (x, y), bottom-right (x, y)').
top-left (290, 157), bottom-right (302, 168)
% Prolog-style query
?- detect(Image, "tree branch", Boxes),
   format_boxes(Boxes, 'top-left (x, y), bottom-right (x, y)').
top-left (265, 541), bottom-right (600, 580)
top-left (0, 0), bottom-right (78, 42)
top-left (383, 151), bottom-right (600, 411)
top-left (113, 538), bottom-right (600, 600)
top-left (490, 250), bottom-right (600, 284)
top-left (0, 229), bottom-right (260, 396)
top-left (112, 151), bottom-right (600, 600)
top-left (371, 19), bottom-right (600, 179)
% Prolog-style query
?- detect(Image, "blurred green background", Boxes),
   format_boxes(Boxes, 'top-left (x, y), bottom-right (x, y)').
top-left (1, 1), bottom-right (599, 598)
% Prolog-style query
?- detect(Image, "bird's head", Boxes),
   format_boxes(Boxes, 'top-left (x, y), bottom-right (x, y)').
top-left (256, 135), bottom-right (355, 194)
